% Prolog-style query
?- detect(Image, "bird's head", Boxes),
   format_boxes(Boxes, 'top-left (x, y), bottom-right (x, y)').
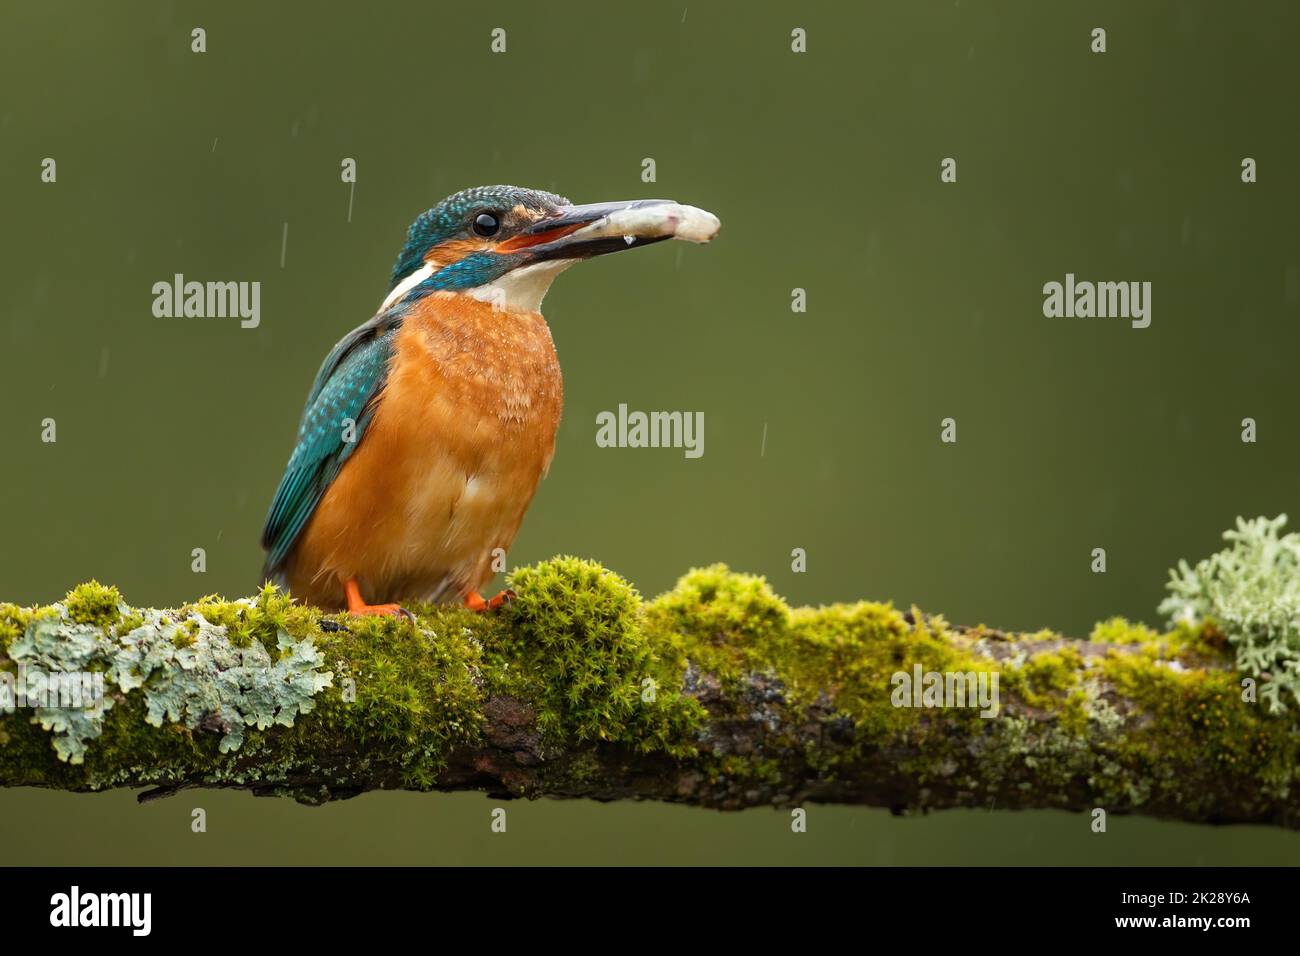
top-left (384, 185), bottom-right (720, 314)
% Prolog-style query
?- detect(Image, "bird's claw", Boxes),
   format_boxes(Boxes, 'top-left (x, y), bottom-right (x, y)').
top-left (341, 580), bottom-right (415, 624)
top-left (464, 589), bottom-right (516, 613)
top-left (347, 602), bottom-right (417, 624)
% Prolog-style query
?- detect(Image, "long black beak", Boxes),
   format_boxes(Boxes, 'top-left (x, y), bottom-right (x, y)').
top-left (503, 198), bottom-right (721, 262)
top-left (527, 199), bottom-right (676, 234)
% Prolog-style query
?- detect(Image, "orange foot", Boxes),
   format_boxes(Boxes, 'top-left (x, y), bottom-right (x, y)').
top-left (464, 589), bottom-right (516, 613)
top-left (344, 580), bottom-right (415, 622)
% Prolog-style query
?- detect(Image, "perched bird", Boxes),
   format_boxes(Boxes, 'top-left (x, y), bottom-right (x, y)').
top-left (260, 185), bottom-right (720, 616)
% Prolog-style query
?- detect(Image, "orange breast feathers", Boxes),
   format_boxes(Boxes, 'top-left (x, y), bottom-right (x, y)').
top-left (283, 294), bottom-right (564, 609)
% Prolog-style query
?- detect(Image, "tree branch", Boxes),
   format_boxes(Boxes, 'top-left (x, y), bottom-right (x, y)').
top-left (1, 558), bottom-right (1296, 828)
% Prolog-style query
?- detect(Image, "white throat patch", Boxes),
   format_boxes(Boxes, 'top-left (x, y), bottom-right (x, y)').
top-left (379, 258), bottom-right (575, 315)
top-left (466, 259), bottom-right (576, 314)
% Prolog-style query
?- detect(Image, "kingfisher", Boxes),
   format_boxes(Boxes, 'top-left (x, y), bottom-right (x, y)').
top-left (260, 185), bottom-right (721, 616)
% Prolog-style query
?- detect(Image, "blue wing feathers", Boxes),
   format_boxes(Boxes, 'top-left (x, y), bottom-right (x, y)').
top-left (260, 325), bottom-right (398, 576)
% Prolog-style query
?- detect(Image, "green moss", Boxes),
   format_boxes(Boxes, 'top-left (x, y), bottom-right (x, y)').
top-left (296, 609), bottom-right (489, 787)
top-left (496, 557), bottom-right (704, 756)
top-left (647, 564), bottom-right (792, 681)
top-left (1100, 650), bottom-right (1297, 805)
top-left (186, 584), bottom-right (319, 657)
top-left (791, 602), bottom-right (984, 734)
top-left (1089, 615), bottom-right (1227, 666)
top-left (77, 690), bottom-right (221, 789)
top-left (0, 604), bottom-right (30, 651)
top-left (64, 581), bottom-right (121, 627)
top-left (1091, 617), bottom-right (1159, 645)
top-left (649, 568), bottom-right (1003, 785)
top-left (1019, 646), bottom-right (1083, 698)
top-left (171, 618), bottom-right (199, 648)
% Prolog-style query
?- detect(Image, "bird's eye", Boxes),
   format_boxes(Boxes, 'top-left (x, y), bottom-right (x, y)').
top-left (472, 212), bottom-right (500, 237)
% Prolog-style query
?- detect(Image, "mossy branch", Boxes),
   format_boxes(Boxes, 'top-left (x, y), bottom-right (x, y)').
top-left (1, 554), bottom-right (1298, 828)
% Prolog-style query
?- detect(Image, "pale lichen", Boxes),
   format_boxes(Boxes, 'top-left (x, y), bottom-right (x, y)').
top-left (6, 600), bottom-right (332, 763)
top-left (1160, 514), bottom-right (1300, 712)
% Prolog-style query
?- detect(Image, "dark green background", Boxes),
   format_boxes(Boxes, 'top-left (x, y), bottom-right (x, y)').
top-left (2, 0), bottom-right (1297, 864)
